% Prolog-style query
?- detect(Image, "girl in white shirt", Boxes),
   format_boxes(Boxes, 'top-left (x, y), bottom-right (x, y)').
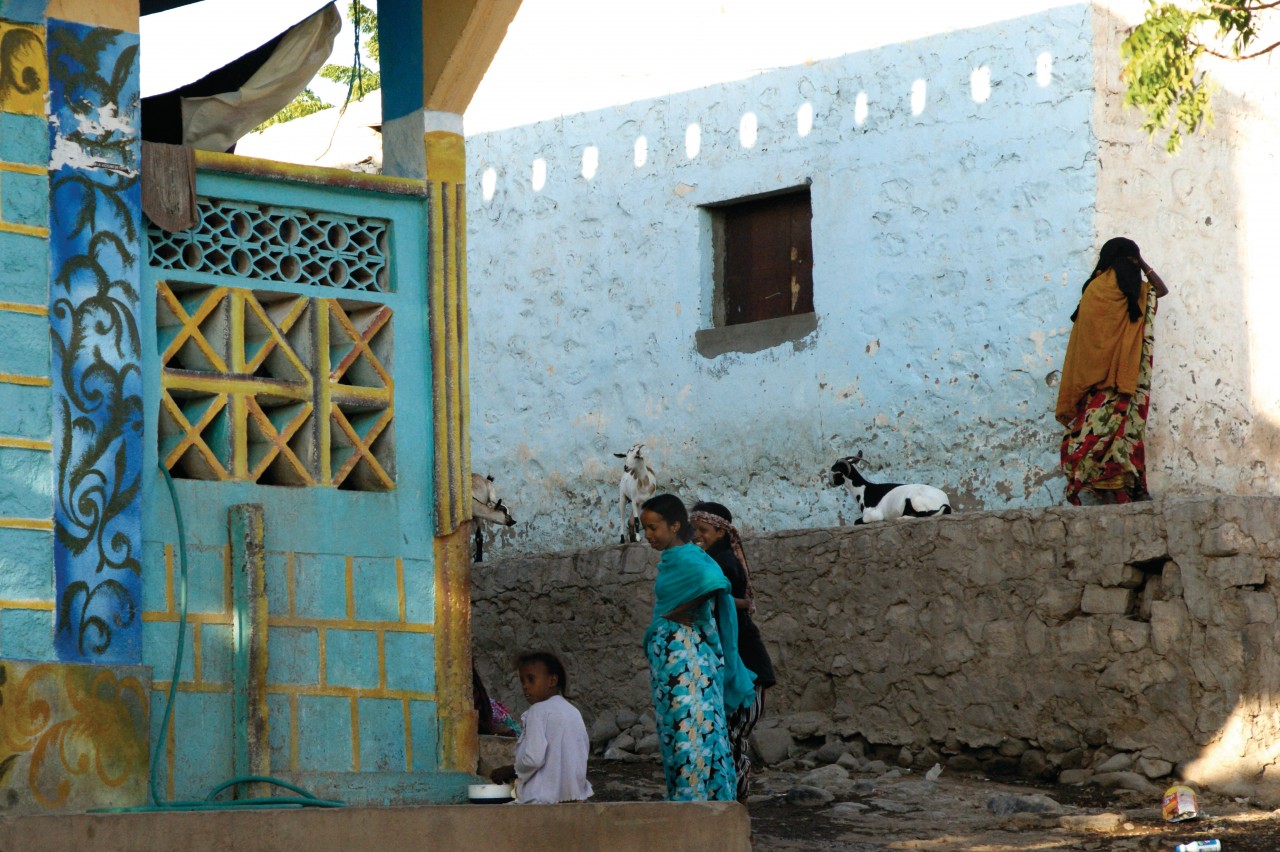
top-left (490, 652), bottom-right (593, 804)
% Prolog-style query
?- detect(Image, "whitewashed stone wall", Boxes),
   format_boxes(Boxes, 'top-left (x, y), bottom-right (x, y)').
top-left (1090, 1), bottom-right (1280, 501)
top-left (465, 1), bottom-right (1280, 558)
top-left (472, 497), bottom-right (1280, 803)
top-left (465, 6), bottom-right (1098, 553)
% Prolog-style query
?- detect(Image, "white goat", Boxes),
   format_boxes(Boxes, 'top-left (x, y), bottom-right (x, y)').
top-left (471, 472), bottom-right (516, 562)
top-left (614, 444), bottom-right (657, 543)
top-left (826, 452), bottom-right (951, 524)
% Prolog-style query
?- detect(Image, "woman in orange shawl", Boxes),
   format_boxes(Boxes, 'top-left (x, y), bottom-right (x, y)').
top-left (1056, 238), bottom-right (1168, 505)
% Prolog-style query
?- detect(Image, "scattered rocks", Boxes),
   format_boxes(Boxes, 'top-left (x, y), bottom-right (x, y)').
top-left (814, 741), bottom-right (849, 765)
top-left (603, 746), bottom-right (641, 762)
top-left (1019, 749), bottom-right (1049, 778)
top-left (1059, 811), bottom-right (1126, 832)
top-left (1094, 752), bottom-right (1134, 773)
top-left (1090, 771), bottom-right (1160, 794)
top-left (799, 764), bottom-right (850, 790)
top-left (1136, 756), bottom-right (1174, 778)
top-left (1059, 769), bottom-right (1094, 785)
top-left (868, 798), bottom-right (913, 814)
top-left (785, 785), bottom-right (835, 807)
top-left (784, 712), bottom-right (831, 738)
top-left (634, 733), bottom-right (659, 755)
top-left (589, 715), bottom-right (620, 751)
top-left (836, 752), bottom-right (861, 771)
top-left (987, 793), bottom-right (1065, 816)
top-left (829, 801), bottom-right (869, 819)
top-left (751, 727), bottom-right (794, 767)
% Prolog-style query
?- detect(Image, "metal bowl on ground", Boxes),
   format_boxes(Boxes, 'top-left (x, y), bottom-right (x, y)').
top-left (467, 783), bottom-right (514, 804)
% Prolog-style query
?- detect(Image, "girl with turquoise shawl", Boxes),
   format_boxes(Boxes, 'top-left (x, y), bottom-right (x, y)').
top-left (639, 494), bottom-right (757, 802)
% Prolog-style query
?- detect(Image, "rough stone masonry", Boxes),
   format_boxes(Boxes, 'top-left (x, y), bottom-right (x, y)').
top-left (471, 496), bottom-right (1280, 804)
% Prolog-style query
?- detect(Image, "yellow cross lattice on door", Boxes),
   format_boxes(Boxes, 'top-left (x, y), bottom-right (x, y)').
top-left (157, 281), bottom-right (395, 490)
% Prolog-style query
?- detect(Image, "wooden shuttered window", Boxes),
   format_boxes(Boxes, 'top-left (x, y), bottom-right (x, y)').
top-left (717, 188), bottom-right (814, 326)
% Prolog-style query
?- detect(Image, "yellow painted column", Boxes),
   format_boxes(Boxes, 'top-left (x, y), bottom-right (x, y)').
top-left (426, 124), bottom-right (476, 773)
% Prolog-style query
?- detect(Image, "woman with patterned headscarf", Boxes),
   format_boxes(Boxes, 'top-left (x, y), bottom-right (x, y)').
top-left (1056, 237), bottom-right (1169, 505)
top-left (690, 501), bottom-right (776, 802)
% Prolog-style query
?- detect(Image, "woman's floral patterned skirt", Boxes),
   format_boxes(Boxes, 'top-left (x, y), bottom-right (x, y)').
top-left (646, 617), bottom-right (737, 801)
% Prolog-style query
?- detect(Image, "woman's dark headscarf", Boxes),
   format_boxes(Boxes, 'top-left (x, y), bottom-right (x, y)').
top-left (1071, 237), bottom-right (1143, 323)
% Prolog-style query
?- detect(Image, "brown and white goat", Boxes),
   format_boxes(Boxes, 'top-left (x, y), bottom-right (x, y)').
top-left (615, 443), bottom-right (657, 543)
top-left (472, 472), bottom-right (516, 562)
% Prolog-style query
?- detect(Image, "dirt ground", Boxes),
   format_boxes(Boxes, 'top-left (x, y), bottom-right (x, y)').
top-left (587, 757), bottom-right (1280, 850)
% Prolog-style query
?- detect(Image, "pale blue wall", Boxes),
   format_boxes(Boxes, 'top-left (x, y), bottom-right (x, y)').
top-left (466, 7), bottom-right (1100, 553)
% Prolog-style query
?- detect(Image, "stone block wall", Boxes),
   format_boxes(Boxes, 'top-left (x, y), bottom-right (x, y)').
top-left (472, 496), bottom-right (1280, 803)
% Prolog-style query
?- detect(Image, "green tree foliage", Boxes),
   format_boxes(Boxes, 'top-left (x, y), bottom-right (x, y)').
top-left (255, 86), bottom-right (331, 131)
top-left (253, 2), bottom-right (379, 133)
top-left (1122, 0), bottom-right (1280, 153)
top-left (319, 1), bottom-right (380, 100)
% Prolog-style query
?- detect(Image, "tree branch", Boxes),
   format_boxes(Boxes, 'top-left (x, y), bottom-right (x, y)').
top-left (1200, 37), bottom-right (1280, 59)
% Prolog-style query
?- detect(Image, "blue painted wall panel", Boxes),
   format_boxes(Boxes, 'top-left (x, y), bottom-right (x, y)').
top-left (0, 168), bottom-right (46, 227)
top-left (264, 551), bottom-right (288, 616)
top-left (357, 697), bottom-right (405, 771)
top-left (200, 622), bottom-right (232, 684)
top-left (183, 546), bottom-right (225, 614)
top-left (0, 2), bottom-right (49, 24)
top-left (0, 528), bottom-right (52, 599)
top-left (294, 553), bottom-right (348, 620)
top-left (0, 383), bottom-right (50, 438)
top-left (297, 694), bottom-right (352, 771)
top-left (0, 310), bottom-right (49, 376)
top-left (143, 620), bottom-right (194, 682)
top-left (0, 607), bottom-right (53, 659)
top-left (266, 692), bottom-right (291, 771)
top-left (173, 691), bottom-right (233, 800)
top-left (266, 627), bottom-right (319, 685)
top-left (140, 541), bottom-right (167, 613)
top-left (0, 114), bottom-right (46, 164)
top-left (0, 231), bottom-right (48, 305)
top-left (0, 446), bottom-right (50, 517)
top-left (351, 556), bottom-right (397, 622)
top-left (384, 631), bottom-right (434, 693)
top-left (401, 557), bottom-right (433, 623)
top-left (408, 699), bottom-right (437, 771)
top-left (47, 20), bottom-right (143, 664)
top-left (325, 628), bottom-right (378, 689)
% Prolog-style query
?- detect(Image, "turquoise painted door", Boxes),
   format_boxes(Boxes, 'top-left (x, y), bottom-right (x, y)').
top-left (139, 168), bottom-right (440, 797)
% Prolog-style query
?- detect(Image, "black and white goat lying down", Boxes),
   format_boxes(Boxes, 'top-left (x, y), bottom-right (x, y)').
top-left (827, 453), bottom-right (952, 523)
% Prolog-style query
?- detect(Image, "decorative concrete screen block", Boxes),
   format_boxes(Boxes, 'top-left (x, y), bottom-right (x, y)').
top-left (0, 659), bottom-right (149, 813)
top-left (156, 282), bottom-right (395, 490)
top-left (147, 198), bottom-right (391, 293)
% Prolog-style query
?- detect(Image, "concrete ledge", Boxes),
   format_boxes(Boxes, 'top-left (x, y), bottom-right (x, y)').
top-left (695, 312), bottom-right (818, 357)
top-left (0, 801), bottom-right (750, 852)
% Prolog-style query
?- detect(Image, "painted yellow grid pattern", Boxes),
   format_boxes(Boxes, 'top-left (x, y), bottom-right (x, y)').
top-left (157, 282), bottom-right (394, 489)
top-left (144, 547), bottom-right (434, 774)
